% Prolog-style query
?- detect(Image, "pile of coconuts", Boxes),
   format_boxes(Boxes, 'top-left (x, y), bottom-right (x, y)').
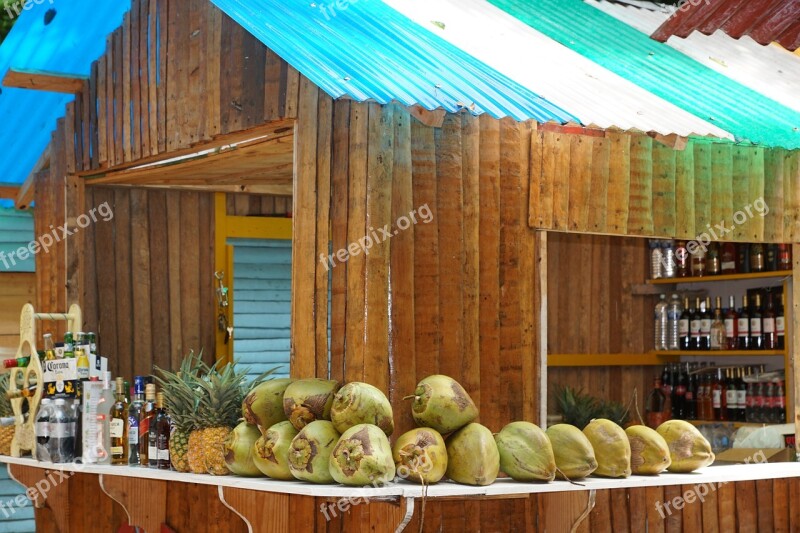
top-left (224, 375), bottom-right (714, 486)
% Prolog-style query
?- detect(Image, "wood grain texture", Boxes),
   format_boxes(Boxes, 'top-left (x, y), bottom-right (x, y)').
top-left (100, 474), bottom-right (167, 533)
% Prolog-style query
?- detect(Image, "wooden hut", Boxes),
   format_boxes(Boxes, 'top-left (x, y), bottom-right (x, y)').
top-left (4, 0), bottom-right (800, 531)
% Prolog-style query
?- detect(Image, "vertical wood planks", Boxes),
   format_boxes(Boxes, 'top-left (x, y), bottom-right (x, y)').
top-left (314, 93), bottom-right (333, 379)
top-left (764, 149), bottom-right (785, 243)
top-left (546, 131), bottom-right (570, 231)
top-left (783, 151), bottom-right (800, 242)
top-left (627, 135), bottom-right (654, 236)
top-left (606, 131), bottom-right (631, 234)
top-left (651, 142), bottom-right (676, 237)
top-left (588, 136), bottom-right (610, 232)
top-left (675, 141), bottom-right (695, 238)
top-left (747, 147), bottom-right (766, 241)
top-left (709, 143), bottom-right (733, 234)
top-left (290, 76), bottom-right (319, 379)
top-left (567, 134), bottom-right (593, 232)
top-left (693, 143), bottom-right (712, 241)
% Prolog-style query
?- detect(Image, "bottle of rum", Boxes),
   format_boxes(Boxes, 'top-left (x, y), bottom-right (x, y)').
top-left (738, 295), bottom-right (751, 350)
top-left (128, 376), bottom-right (145, 465)
top-left (675, 241), bottom-right (689, 277)
top-left (139, 384), bottom-right (156, 466)
top-left (691, 246), bottom-right (707, 277)
top-left (110, 377), bottom-right (129, 465)
top-left (154, 392), bottom-right (171, 470)
top-left (720, 242), bottom-right (737, 274)
top-left (750, 244), bottom-right (765, 272)
top-left (724, 296), bottom-right (738, 350)
top-left (646, 377), bottom-right (669, 429)
top-left (778, 244), bottom-right (792, 271)
top-left (737, 244), bottom-right (750, 274)
top-left (706, 242), bottom-right (721, 275)
top-left (750, 293), bottom-right (764, 350)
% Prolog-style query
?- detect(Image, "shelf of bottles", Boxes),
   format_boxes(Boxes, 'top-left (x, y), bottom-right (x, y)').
top-left (647, 362), bottom-right (787, 426)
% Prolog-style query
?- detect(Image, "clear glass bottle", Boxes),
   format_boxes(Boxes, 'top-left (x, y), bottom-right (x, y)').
top-left (699, 297), bottom-right (712, 351)
top-left (110, 377), bottom-right (129, 465)
top-left (128, 376), bottom-right (145, 465)
top-left (662, 241), bottom-right (676, 278)
top-left (650, 240), bottom-right (664, 279)
top-left (666, 293), bottom-right (682, 350)
top-left (43, 333), bottom-right (56, 361)
top-left (710, 297), bottom-right (725, 350)
top-left (724, 295), bottom-right (738, 350)
top-left (654, 294), bottom-right (668, 351)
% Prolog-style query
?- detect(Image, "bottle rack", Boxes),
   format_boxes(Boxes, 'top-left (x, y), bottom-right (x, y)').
top-left (8, 303), bottom-right (82, 458)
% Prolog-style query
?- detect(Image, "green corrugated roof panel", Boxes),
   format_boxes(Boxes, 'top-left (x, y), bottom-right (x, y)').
top-left (489, 0), bottom-right (800, 149)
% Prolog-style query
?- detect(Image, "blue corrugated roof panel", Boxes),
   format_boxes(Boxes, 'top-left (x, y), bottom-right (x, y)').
top-left (209, 0), bottom-right (579, 124)
top-left (0, 1), bottom-right (130, 186)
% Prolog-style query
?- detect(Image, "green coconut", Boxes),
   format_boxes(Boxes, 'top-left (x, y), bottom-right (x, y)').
top-left (288, 420), bottom-right (340, 483)
top-left (445, 423), bottom-right (499, 486)
top-left (392, 427), bottom-right (448, 484)
top-left (329, 424), bottom-right (396, 486)
top-left (331, 382), bottom-right (394, 436)
top-left (242, 378), bottom-right (294, 433)
top-left (409, 375), bottom-right (478, 434)
top-left (224, 422), bottom-right (263, 477)
top-left (625, 425), bottom-right (672, 475)
top-left (495, 421), bottom-right (556, 482)
top-left (253, 421), bottom-right (299, 480)
top-left (582, 419), bottom-right (631, 478)
top-left (545, 424), bottom-right (598, 480)
top-left (657, 420), bottom-right (715, 473)
top-left (283, 378), bottom-right (341, 430)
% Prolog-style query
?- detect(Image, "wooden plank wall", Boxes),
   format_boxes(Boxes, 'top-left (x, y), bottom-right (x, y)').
top-left (547, 233), bottom-right (654, 419)
top-left (530, 130), bottom-right (800, 242)
top-left (0, 273), bottom-right (36, 356)
top-left (225, 194), bottom-right (292, 217)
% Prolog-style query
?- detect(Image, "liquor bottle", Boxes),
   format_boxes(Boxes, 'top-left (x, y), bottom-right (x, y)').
top-left (139, 384), bottom-right (156, 466)
top-left (685, 363), bottom-right (697, 419)
top-left (673, 365), bottom-right (687, 419)
top-left (675, 241), bottom-right (689, 277)
top-left (778, 244), bottom-right (792, 271)
top-left (691, 246), bottom-right (707, 277)
top-left (777, 292), bottom-right (785, 351)
top-left (706, 242), bottom-right (721, 275)
top-left (6, 385), bottom-right (38, 400)
top-left (724, 296), bottom-right (738, 350)
top-left (646, 377), bottom-right (669, 429)
top-left (766, 244), bottom-right (778, 271)
top-left (654, 294), bottom-right (668, 351)
top-left (735, 368), bottom-right (747, 422)
top-left (763, 293), bottom-right (777, 350)
top-left (753, 381), bottom-right (765, 423)
top-left (124, 381), bottom-right (130, 404)
top-left (679, 297), bottom-right (692, 350)
top-left (128, 376), bottom-right (145, 465)
top-left (724, 368), bottom-right (737, 422)
top-left (660, 364), bottom-right (673, 417)
top-left (737, 244), bottom-right (751, 274)
top-left (666, 294), bottom-right (682, 350)
top-left (750, 243), bottom-right (765, 272)
top-left (702, 368), bottom-right (714, 420)
top-left (43, 333), bottom-right (56, 361)
top-left (690, 297), bottom-right (703, 350)
top-left (154, 392), bottom-right (171, 470)
top-left (709, 297), bottom-right (725, 350)
top-left (3, 356), bottom-right (30, 369)
top-left (745, 379), bottom-right (755, 423)
top-left (110, 378), bottom-right (129, 465)
top-left (699, 297), bottom-right (712, 351)
top-left (87, 333), bottom-right (97, 355)
top-left (776, 380), bottom-right (786, 423)
top-left (720, 242), bottom-right (737, 274)
top-left (738, 295), bottom-right (751, 350)
top-left (712, 368), bottom-right (727, 421)
top-left (750, 293), bottom-right (764, 350)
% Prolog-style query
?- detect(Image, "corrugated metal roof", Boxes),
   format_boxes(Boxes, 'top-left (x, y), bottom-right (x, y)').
top-left (588, 0), bottom-right (800, 115)
top-left (0, 1), bottom-right (130, 186)
top-left (489, 0), bottom-right (800, 149)
top-left (650, 0), bottom-right (800, 51)
top-left (209, 0), bottom-right (579, 123)
top-left (383, 0), bottom-right (732, 139)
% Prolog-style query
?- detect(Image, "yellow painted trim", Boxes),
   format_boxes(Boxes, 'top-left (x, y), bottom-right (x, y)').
top-left (227, 215), bottom-right (293, 240)
top-left (547, 353), bottom-right (679, 367)
top-left (213, 193), bottom-right (293, 365)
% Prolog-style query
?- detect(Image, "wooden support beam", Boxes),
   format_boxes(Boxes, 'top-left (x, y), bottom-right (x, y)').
top-left (8, 463), bottom-right (71, 530)
top-left (3, 68), bottom-right (87, 94)
top-left (406, 104), bottom-right (446, 128)
top-left (0, 182), bottom-right (19, 199)
top-left (16, 143), bottom-right (51, 210)
top-left (100, 474), bottom-right (167, 533)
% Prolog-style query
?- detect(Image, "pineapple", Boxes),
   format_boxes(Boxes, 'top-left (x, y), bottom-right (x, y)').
top-left (187, 360), bottom-right (251, 475)
top-left (0, 373), bottom-right (14, 455)
top-left (153, 352), bottom-right (204, 472)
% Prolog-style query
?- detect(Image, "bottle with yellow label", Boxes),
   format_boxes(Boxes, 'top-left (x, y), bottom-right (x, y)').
top-left (76, 349), bottom-right (90, 381)
top-left (43, 333), bottom-right (56, 361)
top-left (110, 377), bottom-right (129, 465)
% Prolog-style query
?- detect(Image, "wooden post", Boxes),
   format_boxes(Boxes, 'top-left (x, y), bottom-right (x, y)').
top-left (536, 231), bottom-right (548, 427)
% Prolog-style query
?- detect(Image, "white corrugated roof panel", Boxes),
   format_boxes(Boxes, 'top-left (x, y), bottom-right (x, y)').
top-left (382, 0), bottom-right (733, 139)
top-left (588, 0), bottom-right (800, 115)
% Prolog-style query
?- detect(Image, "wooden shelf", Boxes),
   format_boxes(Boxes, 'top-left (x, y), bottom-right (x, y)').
top-left (547, 353), bottom-right (679, 367)
top-left (647, 271), bottom-right (790, 284)
top-left (654, 350), bottom-right (786, 357)
top-left (685, 419), bottom-right (780, 428)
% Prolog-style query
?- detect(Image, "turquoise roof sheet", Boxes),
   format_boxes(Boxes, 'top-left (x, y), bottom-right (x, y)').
top-left (489, 0), bottom-right (800, 149)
